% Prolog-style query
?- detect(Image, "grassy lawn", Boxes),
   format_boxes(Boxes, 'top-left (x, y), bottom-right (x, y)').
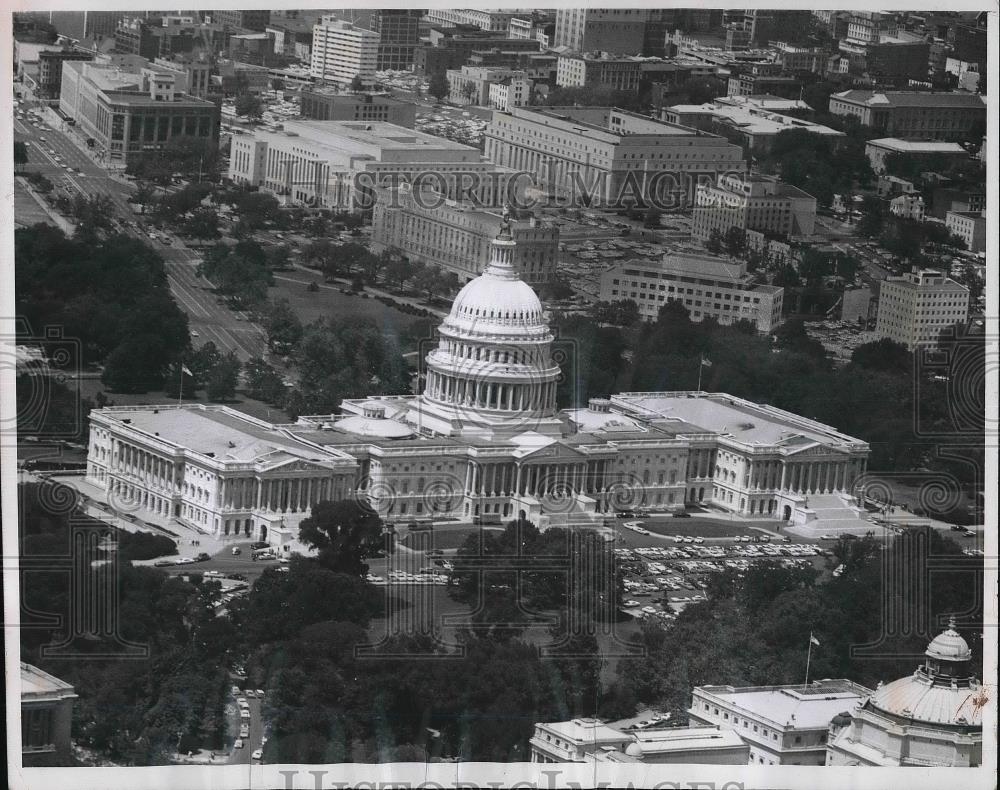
top-left (268, 272), bottom-right (428, 341)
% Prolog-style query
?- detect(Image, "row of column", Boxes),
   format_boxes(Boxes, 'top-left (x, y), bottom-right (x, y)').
top-left (111, 439), bottom-right (179, 494)
top-left (426, 369), bottom-right (556, 413)
top-left (688, 448), bottom-right (717, 479)
top-left (220, 476), bottom-right (345, 514)
top-left (771, 459), bottom-right (865, 495)
top-left (464, 461), bottom-right (612, 499)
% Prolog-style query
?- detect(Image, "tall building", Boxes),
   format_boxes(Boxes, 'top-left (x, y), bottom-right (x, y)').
top-left (826, 620), bottom-right (983, 766)
top-left (210, 10), bottom-right (269, 31)
top-left (49, 11), bottom-right (125, 41)
top-left (21, 663), bottom-right (77, 767)
top-left (828, 90), bottom-right (987, 141)
top-left (370, 9), bottom-right (423, 71)
top-left (84, 221), bottom-right (871, 547)
top-left (688, 679), bottom-right (874, 766)
top-left (485, 106), bottom-right (746, 209)
top-left (692, 174), bottom-right (817, 242)
top-left (600, 255), bottom-right (785, 333)
top-left (372, 185), bottom-right (558, 284)
top-left (59, 59), bottom-right (219, 164)
top-left (425, 9), bottom-right (518, 33)
top-left (875, 268), bottom-right (971, 349)
top-left (310, 18), bottom-right (379, 86)
top-left (553, 9), bottom-right (655, 55)
top-left (227, 120), bottom-right (509, 211)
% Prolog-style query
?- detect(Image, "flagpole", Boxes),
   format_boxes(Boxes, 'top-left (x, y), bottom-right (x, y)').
top-left (697, 359), bottom-right (703, 392)
top-left (804, 632), bottom-right (814, 689)
top-left (178, 363), bottom-right (183, 405)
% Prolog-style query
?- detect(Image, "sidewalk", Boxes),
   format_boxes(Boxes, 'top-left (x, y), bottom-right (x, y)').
top-left (15, 177), bottom-right (75, 235)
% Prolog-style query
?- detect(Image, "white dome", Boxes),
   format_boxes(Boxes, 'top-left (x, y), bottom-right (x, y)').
top-left (868, 674), bottom-right (982, 727)
top-left (624, 741), bottom-right (644, 758)
top-left (450, 275), bottom-right (545, 327)
top-left (925, 625), bottom-right (972, 662)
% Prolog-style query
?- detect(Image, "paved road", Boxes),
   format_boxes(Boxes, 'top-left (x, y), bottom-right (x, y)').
top-left (227, 695), bottom-right (264, 764)
top-left (14, 105), bottom-right (266, 361)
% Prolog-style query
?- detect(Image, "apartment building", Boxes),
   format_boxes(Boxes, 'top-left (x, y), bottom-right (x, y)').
top-left (945, 210), bottom-right (987, 253)
top-left (228, 120), bottom-right (510, 211)
top-left (875, 268), bottom-right (971, 349)
top-left (372, 185), bottom-right (558, 284)
top-left (59, 59), bottom-right (219, 164)
top-left (688, 681), bottom-right (873, 766)
top-left (485, 106), bottom-right (746, 209)
top-left (600, 255), bottom-right (785, 333)
top-left (693, 174), bottom-right (817, 241)
top-left (828, 90), bottom-right (987, 140)
top-left (299, 89), bottom-right (416, 127)
top-left (310, 18), bottom-right (378, 86)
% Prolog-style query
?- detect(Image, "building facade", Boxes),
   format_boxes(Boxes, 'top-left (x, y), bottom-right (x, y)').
top-left (553, 9), bottom-right (655, 54)
top-left (425, 9), bottom-right (518, 33)
top-left (85, 220), bottom-right (870, 547)
top-left (59, 59), bottom-right (219, 164)
top-left (370, 9), bottom-right (423, 71)
top-left (889, 193), bottom-right (926, 221)
top-left (34, 48), bottom-right (94, 101)
top-left (446, 65), bottom-right (529, 106)
top-left (692, 173), bottom-right (817, 241)
top-left (299, 89), bottom-right (416, 127)
top-left (310, 18), bottom-right (379, 86)
top-left (689, 680), bottom-right (874, 766)
top-left (600, 255), bottom-right (785, 333)
top-left (485, 106), bottom-right (746, 209)
top-left (555, 53), bottom-right (645, 92)
top-left (826, 620), bottom-right (983, 766)
top-left (875, 268), bottom-right (971, 349)
top-left (945, 210), bottom-right (987, 254)
top-left (488, 77), bottom-right (532, 111)
top-left (865, 138), bottom-right (968, 174)
top-left (227, 120), bottom-right (509, 211)
top-left (828, 90), bottom-right (987, 140)
top-left (21, 663), bottom-right (77, 767)
top-left (372, 186), bottom-right (558, 284)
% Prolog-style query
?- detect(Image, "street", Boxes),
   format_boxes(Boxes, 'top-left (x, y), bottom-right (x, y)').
top-left (227, 695), bottom-right (264, 765)
top-left (14, 103), bottom-right (266, 361)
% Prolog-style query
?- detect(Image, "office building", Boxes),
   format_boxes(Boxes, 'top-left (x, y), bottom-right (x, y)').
top-left (828, 90), bottom-right (987, 140)
top-left (372, 186), bottom-right (558, 284)
top-left (49, 11), bottom-right (125, 41)
top-left (864, 138), bottom-right (969, 174)
top-left (152, 53), bottom-right (211, 98)
top-left (425, 9), bottom-right (519, 33)
top-left (370, 9), bottom-right (423, 71)
top-left (553, 9), bottom-right (656, 55)
top-left (210, 10), bottom-right (269, 31)
top-left (664, 96), bottom-right (844, 155)
top-left (85, 223), bottom-right (870, 547)
top-left (415, 28), bottom-right (541, 76)
top-left (692, 173), bottom-right (817, 241)
top-left (21, 663), bottom-right (78, 767)
top-left (310, 18), bottom-right (379, 86)
top-left (485, 106), bottom-right (746, 209)
top-left (688, 680), bottom-right (874, 766)
top-left (529, 719), bottom-right (748, 764)
top-left (875, 268), bottom-right (971, 349)
top-left (600, 255), bottom-right (785, 333)
top-left (266, 18), bottom-right (315, 60)
top-left (228, 120), bottom-right (509, 211)
top-left (945, 210), bottom-right (987, 254)
top-left (488, 77), bottom-right (532, 111)
top-left (59, 59), bottom-right (219, 164)
top-left (889, 193), bottom-right (926, 221)
top-left (556, 53), bottom-right (646, 92)
top-left (826, 620), bottom-right (983, 766)
top-left (300, 89), bottom-right (416, 127)
top-left (15, 43), bottom-right (93, 102)
top-left (727, 70), bottom-right (804, 101)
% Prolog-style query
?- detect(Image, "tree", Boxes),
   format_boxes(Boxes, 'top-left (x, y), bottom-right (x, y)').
top-left (243, 357), bottom-right (288, 405)
top-left (206, 350), bottom-right (240, 401)
top-left (705, 228), bottom-right (724, 254)
top-left (428, 72), bottom-right (449, 103)
top-left (385, 257), bottom-right (418, 290)
top-left (14, 141), bottom-right (29, 171)
top-left (350, 75), bottom-right (364, 93)
top-left (851, 338), bottom-right (912, 374)
top-left (234, 93), bottom-right (263, 122)
top-left (723, 225), bottom-right (746, 259)
top-left (132, 181), bottom-right (157, 215)
top-left (263, 298), bottom-right (303, 352)
top-left (183, 207), bottom-right (221, 240)
top-left (298, 500), bottom-right (385, 575)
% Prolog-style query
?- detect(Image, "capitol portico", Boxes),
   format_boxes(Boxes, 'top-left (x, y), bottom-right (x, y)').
top-left (85, 213), bottom-right (870, 548)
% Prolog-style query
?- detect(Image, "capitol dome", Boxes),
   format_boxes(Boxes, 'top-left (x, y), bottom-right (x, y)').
top-left (925, 623), bottom-right (972, 662)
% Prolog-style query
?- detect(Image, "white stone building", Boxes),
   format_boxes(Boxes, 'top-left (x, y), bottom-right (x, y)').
top-left (692, 173), bottom-right (817, 241)
top-left (86, 218), bottom-right (870, 547)
top-left (826, 620), bottom-right (983, 766)
top-left (875, 268), bottom-right (971, 349)
top-left (310, 18), bottom-right (378, 86)
top-left (688, 679), bottom-right (874, 765)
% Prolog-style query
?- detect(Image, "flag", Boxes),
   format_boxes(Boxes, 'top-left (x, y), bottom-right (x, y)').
top-left (810, 633), bottom-right (820, 647)
top-left (701, 357), bottom-right (713, 368)
top-left (181, 365), bottom-right (193, 376)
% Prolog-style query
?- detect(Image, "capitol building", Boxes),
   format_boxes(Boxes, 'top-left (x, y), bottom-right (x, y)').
top-left (85, 216), bottom-right (870, 548)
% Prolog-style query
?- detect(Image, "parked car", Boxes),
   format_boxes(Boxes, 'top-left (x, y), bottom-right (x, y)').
top-left (251, 749), bottom-right (263, 761)
top-left (239, 725), bottom-right (249, 738)
top-left (231, 547), bottom-right (242, 556)
top-left (196, 552), bottom-right (210, 562)
top-left (153, 559), bottom-right (174, 567)
top-left (234, 739), bottom-right (244, 749)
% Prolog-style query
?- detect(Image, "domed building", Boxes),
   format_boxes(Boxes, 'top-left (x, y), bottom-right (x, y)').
top-left (826, 619), bottom-right (984, 767)
top-left (85, 215), bottom-right (873, 547)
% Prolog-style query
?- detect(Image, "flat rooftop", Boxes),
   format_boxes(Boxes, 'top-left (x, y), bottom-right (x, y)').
top-left (867, 138), bottom-right (967, 154)
top-left (612, 392), bottom-right (866, 448)
top-left (694, 681), bottom-right (873, 730)
top-left (537, 718), bottom-right (627, 744)
top-left (21, 663), bottom-right (77, 701)
top-left (280, 120), bottom-right (479, 155)
top-left (633, 725), bottom-right (746, 753)
top-left (95, 405), bottom-right (351, 464)
top-left (508, 106), bottom-right (701, 138)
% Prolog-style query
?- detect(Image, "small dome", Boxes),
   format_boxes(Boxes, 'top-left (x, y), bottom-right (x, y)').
top-left (926, 621), bottom-right (972, 663)
top-left (624, 741), bottom-right (644, 758)
top-left (335, 415), bottom-right (414, 439)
